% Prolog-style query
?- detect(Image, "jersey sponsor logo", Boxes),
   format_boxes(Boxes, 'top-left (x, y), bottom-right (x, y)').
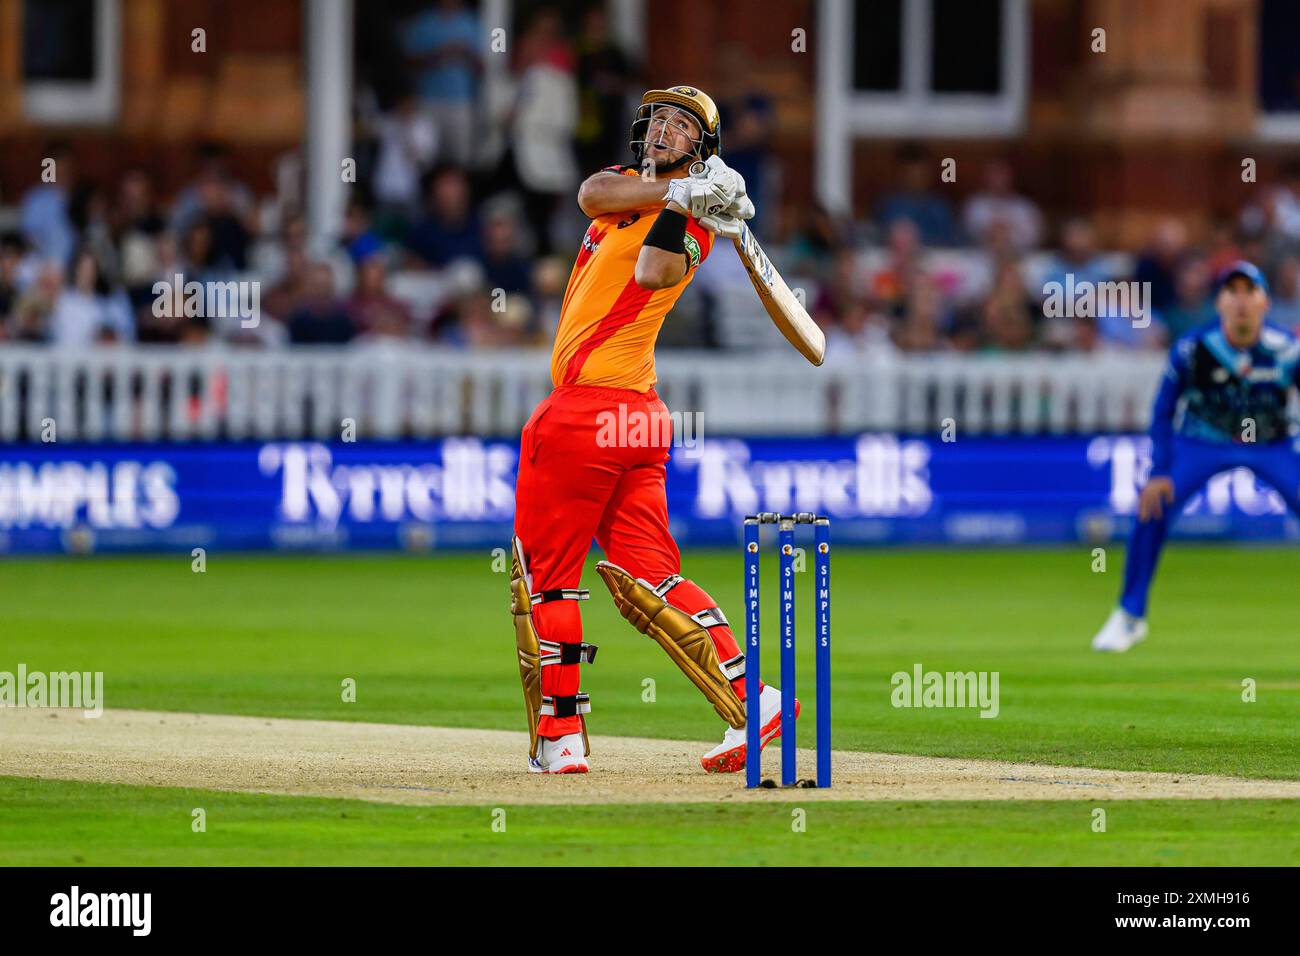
top-left (582, 231), bottom-right (602, 255)
top-left (684, 233), bottom-right (701, 269)
top-left (617, 212), bottom-right (641, 229)
top-left (1246, 365), bottom-right (1284, 382)
top-left (1261, 327), bottom-right (1291, 349)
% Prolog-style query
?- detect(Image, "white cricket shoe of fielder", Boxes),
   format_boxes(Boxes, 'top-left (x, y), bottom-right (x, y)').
top-left (700, 684), bottom-right (798, 773)
top-left (1091, 608), bottom-right (1148, 653)
top-left (528, 733), bottom-right (588, 774)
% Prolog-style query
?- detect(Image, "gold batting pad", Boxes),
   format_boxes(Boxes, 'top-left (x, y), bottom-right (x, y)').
top-left (595, 560), bottom-right (746, 729)
top-left (511, 538), bottom-right (544, 760)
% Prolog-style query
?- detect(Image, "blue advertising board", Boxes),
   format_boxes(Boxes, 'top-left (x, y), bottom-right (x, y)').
top-left (0, 435), bottom-right (1297, 554)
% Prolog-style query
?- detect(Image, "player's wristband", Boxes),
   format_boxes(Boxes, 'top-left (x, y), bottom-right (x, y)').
top-left (644, 208), bottom-right (688, 254)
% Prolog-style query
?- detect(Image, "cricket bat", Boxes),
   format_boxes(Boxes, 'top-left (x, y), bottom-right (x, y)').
top-left (731, 221), bottom-right (826, 366)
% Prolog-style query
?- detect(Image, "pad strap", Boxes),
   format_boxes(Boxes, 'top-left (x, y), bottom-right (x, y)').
top-left (719, 652), bottom-right (746, 681)
top-left (691, 606), bottom-right (729, 628)
top-left (541, 693), bottom-right (592, 718)
top-left (650, 574), bottom-right (685, 598)
top-left (530, 588), bottom-right (590, 605)
top-left (539, 640), bottom-right (599, 666)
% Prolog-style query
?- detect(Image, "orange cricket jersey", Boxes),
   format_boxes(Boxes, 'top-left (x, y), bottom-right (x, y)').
top-left (550, 166), bottom-right (715, 391)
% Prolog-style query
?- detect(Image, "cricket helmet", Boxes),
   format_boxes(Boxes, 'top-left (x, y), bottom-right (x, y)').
top-left (630, 85), bottom-right (722, 171)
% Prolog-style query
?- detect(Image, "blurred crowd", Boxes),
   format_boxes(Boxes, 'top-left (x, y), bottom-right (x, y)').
top-left (3, 0), bottom-right (1299, 359)
top-left (796, 150), bottom-right (1300, 364)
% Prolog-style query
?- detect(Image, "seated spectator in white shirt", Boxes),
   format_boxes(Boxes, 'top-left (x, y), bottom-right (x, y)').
top-left (963, 160), bottom-right (1043, 252)
top-left (47, 251), bottom-right (134, 346)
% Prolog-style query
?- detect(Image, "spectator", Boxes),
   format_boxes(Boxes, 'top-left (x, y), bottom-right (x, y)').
top-left (978, 219), bottom-right (1022, 277)
top-left (1160, 258), bottom-right (1217, 338)
top-left (1261, 161), bottom-right (1300, 241)
top-left (341, 198), bottom-right (385, 265)
top-left (1133, 218), bottom-right (1187, 314)
top-left (506, 9), bottom-right (579, 255)
top-left (71, 182), bottom-right (120, 283)
top-left (480, 206), bottom-right (533, 295)
top-left (193, 173), bottom-right (252, 272)
top-left (371, 92), bottom-right (440, 214)
top-left (135, 232), bottom-right (205, 344)
top-left (47, 251), bottom-right (134, 346)
top-left (179, 222), bottom-right (216, 286)
top-left (0, 233), bottom-right (28, 319)
top-left (171, 143), bottom-right (257, 238)
top-left (405, 165), bottom-right (482, 268)
top-left (893, 276), bottom-right (946, 352)
top-left (1041, 218), bottom-right (1110, 289)
top-left (10, 294), bottom-right (52, 343)
top-left (1045, 218), bottom-right (1170, 348)
top-left (114, 169), bottom-right (168, 309)
top-left (288, 264), bottom-right (355, 344)
top-left (440, 288), bottom-right (530, 348)
top-left (727, 96), bottom-right (776, 236)
top-left (824, 301), bottom-right (896, 364)
top-left (531, 256), bottom-right (569, 342)
top-left (876, 145), bottom-right (957, 246)
top-left (812, 248), bottom-right (867, 320)
top-left (574, 5), bottom-right (636, 176)
top-left (1200, 217), bottom-right (1243, 276)
top-left (963, 160), bottom-right (1042, 252)
top-left (11, 258), bottom-right (63, 342)
top-left (870, 218), bottom-right (925, 317)
top-left (114, 168), bottom-right (167, 238)
top-left (20, 141), bottom-right (77, 265)
top-left (401, 0), bottom-right (483, 167)
top-left (1266, 254), bottom-right (1300, 330)
top-left (347, 250), bottom-right (413, 338)
top-left (979, 295), bottom-right (1035, 352)
top-left (263, 215), bottom-right (320, 321)
top-left (787, 203), bottom-right (850, 279)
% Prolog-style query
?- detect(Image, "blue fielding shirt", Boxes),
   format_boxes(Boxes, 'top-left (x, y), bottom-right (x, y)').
top-left (1149, 319), bottom-right (1300, 476)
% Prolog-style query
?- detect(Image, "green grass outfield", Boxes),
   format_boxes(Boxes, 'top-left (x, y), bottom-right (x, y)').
top-left (2, 546), bottom-right (1297, 865)
top-left (2, 777), bottom-right (1296, 867)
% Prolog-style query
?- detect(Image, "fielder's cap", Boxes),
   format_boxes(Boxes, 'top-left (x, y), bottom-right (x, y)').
top-left (1215, 260), bottom-right (1269, 295)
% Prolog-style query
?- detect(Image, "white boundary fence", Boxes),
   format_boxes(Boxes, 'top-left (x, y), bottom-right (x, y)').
top-left (0, 344), bottom-right (1165, 441)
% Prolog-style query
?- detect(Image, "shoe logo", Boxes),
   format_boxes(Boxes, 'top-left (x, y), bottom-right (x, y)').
top-left (559, 748), bottom-right (573, 757)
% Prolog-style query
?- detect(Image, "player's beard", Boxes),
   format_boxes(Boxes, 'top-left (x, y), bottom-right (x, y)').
top-left (647, 148), bottom-right (693, 174)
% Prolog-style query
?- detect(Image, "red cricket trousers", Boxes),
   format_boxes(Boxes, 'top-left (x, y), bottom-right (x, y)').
top-left (513, 384), bottom-right (747, 738)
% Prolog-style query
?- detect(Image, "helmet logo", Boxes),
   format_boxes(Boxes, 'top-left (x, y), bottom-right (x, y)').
top-left (673, 86), bottom-right (698, 96)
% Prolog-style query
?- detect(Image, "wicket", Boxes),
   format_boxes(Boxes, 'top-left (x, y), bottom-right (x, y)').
top-left (743, 512), bottom-right (831, 788)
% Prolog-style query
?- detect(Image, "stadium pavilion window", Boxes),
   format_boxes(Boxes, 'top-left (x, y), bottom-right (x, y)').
top-left (21, 0), bottom-right (121, 124)
top-left (847, 0), bottom-right (1024, 135)
top-left (1256, 0), bottom-right (1300, 140)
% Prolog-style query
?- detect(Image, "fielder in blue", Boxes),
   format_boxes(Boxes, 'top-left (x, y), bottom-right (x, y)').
top-left (1093, 261), bottom-right (1300, 651)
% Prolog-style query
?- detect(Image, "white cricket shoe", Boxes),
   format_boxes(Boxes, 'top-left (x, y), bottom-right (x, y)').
top-left (1091, 608), bottom-right (1148, 653)
top-left (528, 733), bottom-right (588, 774)
top-left (700, 684), bottom-right (799, 773)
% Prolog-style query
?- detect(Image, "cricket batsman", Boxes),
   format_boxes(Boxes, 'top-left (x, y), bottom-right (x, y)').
top-left (509, 85), bottom-right (793, 773)
top-left (1093, 261), bottom-right (1300, 651)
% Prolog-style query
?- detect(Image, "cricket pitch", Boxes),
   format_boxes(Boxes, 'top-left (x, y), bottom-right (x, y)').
top-left (2, 708), bottom-right (1297, 806)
